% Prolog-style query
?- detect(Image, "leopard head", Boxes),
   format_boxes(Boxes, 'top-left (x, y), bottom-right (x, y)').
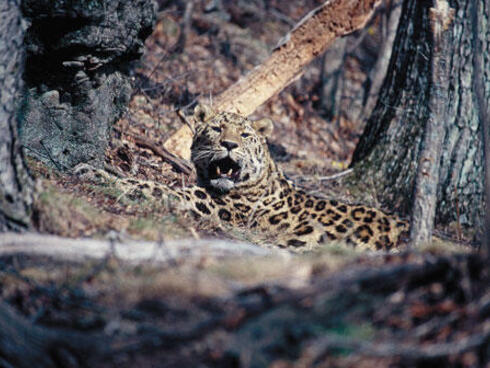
top-left (190, 104), bottom-right (274, 193)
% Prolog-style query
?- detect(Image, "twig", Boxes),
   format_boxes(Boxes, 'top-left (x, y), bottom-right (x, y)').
top-left (269, 8), bottom-right (295, 26)
top-left (171, 0), bottom-right (195, 54)
top-left (317, 169), bottom-right (353, 181)
top-left (454, 183), bottom-right (463, 241)
top-left (132, 135), bottom-right (193, 175)
top-left (177, 109), bottom-right (195, 135)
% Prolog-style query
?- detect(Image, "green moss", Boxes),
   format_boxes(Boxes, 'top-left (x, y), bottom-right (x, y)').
top-left (35, 184), bottom-right (117, 236)
top-left (127, 215), bottom-right (188, 241)
top-left (329, 321), bottom-right (375, 340)
top-left (37, 187), bottom-right (99, 218)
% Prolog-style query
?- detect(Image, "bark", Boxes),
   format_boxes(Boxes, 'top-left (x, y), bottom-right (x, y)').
top-left (409, 0), bottom-right (454, 246)
top-left (0, 3), bottom-right (82, 366)
top-left (165, 0), bottom-right (382, 159)
top-left (19, 0), bottom-right (155, 170)
top-left (0, 0), bottom-right (33, 231)
top-left (472, 0), bottom-right (490, 259)
top-left (351, 0), bottom-right (489, 236)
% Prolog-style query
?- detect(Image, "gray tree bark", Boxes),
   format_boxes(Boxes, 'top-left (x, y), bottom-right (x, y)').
top-left (471, 0), bottom-right (490, 258)
top-left (0, 2), bottom-right (82, 367)
top-left (0, 0), bottom-right (33, 231)
top-left (19, 0), bottom-right (155, 170)
top-left (350, 0), bottom-right (489, 240)
top-left (409, 0), bottom-right (454, 246)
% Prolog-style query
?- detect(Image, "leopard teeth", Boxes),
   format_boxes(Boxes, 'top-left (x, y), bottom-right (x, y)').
top-left (217, 166), bottom-right (221, 175)
top-left (227, 168), bottom-right (233, 175)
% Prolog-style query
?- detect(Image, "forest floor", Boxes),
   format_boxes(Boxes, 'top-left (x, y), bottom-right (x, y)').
top-left (1, 1), bottom-right (488, 367)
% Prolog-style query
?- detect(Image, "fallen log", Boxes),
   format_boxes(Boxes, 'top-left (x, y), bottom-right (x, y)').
top-left (0, 232), bottom-right (273, 264)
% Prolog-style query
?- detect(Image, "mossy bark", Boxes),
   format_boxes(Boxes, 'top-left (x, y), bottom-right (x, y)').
top-left (350, 0), bottom-right (489, 237)
top-left (19, 0), bottom-right (155, 170)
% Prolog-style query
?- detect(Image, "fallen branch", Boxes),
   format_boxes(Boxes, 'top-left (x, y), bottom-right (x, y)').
top-left (133, 135), bottom-right (194, 175)
top-left (171, 0), bottom-right (195, 54)
top-left (318, 168), bottom-right (353, 181)
top-left (0, 232), bottom-right (272, 264)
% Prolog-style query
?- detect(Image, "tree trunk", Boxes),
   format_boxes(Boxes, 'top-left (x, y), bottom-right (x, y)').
top-left (0, 0), bottom-right (33, 231)
top-left (318, 37), bottom-right (347, 121)
top-left (0, 2), bottom-right (85, 367)
top-left (472, 0), bottom-right (490, 258)
top-left (409, 0), bottom-right (454, 246)
top-left (350, 0), bottom-right (489, 239)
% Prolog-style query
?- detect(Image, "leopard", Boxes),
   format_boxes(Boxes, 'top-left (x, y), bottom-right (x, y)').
top-left (75, 104), bottom-right (409, 252)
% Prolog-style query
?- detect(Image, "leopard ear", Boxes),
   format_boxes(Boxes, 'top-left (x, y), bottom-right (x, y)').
top-left (193, 103), bottom-right (215, 123)
top-left (252, 118), bottom-right (273, 137)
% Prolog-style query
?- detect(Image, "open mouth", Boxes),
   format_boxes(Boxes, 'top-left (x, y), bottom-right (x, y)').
top-left (208, 157), bottom-right (241, 181)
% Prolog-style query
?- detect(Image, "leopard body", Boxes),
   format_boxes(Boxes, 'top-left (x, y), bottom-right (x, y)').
top-left (76, 104), bottom-right (408, 252)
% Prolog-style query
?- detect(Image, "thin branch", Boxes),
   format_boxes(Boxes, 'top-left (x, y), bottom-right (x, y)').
top-left (132, 134), bottom-right (194, 175)
top-left (177, 108), bottom-right (195, 135)
top-left (317, 169), bottom-right (353, 181)
top-left (171, 0), bottom-right (195, 54)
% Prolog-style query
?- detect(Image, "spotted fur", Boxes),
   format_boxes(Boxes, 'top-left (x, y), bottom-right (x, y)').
top-left (75, 104), bottom-right (409, 252)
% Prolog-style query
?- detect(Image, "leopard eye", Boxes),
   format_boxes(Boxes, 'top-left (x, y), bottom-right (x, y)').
top-left (241, 133), bottom-right (250, 138)
top-left (211, 126), bottom-right (222, 133)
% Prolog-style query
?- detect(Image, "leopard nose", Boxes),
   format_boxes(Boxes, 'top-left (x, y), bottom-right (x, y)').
top-left (221, 140), bottom-right (238, 151)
